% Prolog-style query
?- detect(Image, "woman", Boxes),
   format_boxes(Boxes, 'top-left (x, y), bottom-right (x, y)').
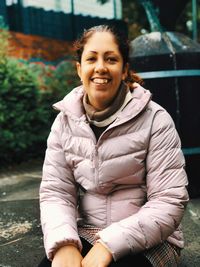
top-left (38, 25), bottom-right (189, 267)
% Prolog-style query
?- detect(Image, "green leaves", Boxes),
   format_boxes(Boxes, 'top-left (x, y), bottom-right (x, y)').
top-left (0, 27), bottom-right (79, 166)
top-left (0, 57), bottom-right (43, 164)
top-left (0, 58), bottom-right (79, 166)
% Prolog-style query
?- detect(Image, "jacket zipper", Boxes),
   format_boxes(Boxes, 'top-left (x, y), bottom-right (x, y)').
top-left (107, 195), bottom-right (111, 226)
top-left (94, 144), bottom-right (111, 226)
top-left (94, 145), bottom-right (99, 189)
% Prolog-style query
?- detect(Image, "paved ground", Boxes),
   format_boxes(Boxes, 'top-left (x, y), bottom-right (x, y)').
top-left (0, 161), bottom-right (200, 267)
top-left (0, 161), bottom-right (44, 267)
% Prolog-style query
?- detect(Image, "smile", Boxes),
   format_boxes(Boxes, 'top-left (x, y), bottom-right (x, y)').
top-left (92, 78), bottom-right (110, 84)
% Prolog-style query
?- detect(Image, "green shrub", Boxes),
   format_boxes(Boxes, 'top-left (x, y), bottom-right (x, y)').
top-left (0, 25), bottom-right (80, 166)
top-left (27, 60), bottom-right (80, 136)
top-left (29, 60), bottom-right (80, 123)
top-left (0, 57), bottom-right (47, 164)
top-left (0, 58), bottom-right (80, 165)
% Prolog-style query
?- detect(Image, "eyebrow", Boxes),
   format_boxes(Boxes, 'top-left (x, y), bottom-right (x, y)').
top-left (87, 51), bottom-right (117, 55)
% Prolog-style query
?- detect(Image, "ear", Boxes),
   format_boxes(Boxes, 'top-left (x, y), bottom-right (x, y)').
top-left (122, 63), bottom-right (129, 81)
top-left (76, 62), bottom-right (82, 79)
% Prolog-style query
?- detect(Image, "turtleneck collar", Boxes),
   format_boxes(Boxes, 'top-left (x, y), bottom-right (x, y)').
top-left (83, 83), bottom-right (133, 127)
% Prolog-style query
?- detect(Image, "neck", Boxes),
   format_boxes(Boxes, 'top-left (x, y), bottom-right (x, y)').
top-left (83, 82), bottom-right (131, 126)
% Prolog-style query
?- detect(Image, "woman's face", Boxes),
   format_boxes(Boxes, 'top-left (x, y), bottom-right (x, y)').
top-left (76, 31), bottom-right (128, 110)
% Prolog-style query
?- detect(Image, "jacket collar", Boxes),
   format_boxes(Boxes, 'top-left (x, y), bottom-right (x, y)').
top-left (53, 85), bottom-right (85, 119)
top-left (53, 84), bottom-right (152, 122)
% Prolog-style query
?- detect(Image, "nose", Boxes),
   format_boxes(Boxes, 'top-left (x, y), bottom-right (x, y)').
top-left (94, 59), bottom-right (107, 73)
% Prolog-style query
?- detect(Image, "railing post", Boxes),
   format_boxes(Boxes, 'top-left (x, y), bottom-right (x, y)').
top-left (113, 0), bottom-right (117, 19)
top-left (192, 0), bottom-right (198, 41)
top-left (70, 0), bottom-right (75, 40)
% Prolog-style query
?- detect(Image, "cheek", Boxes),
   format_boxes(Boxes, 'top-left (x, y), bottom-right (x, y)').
top-left (114, 66), bottom-right (124, 77)
top-left (113, 70), bottom-right (124, 83)
top-left (81, 66), bottom-right (92, 79)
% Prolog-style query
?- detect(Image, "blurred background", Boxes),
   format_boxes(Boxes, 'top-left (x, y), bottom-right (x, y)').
top-left (0, 0), bottom-right (200, 197)
top-left (1, 3), bottom-right (200, 266)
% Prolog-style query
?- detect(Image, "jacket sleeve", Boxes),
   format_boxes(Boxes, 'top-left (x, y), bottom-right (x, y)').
top-left (98, 109), bottom-right (189, 261)
top-left (39, 113), bottom-right (82, 260)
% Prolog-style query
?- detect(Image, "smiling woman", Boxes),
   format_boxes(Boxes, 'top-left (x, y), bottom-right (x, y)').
top-left (76, 31), bottom-right (127, 110)
top-left (38, 25), bottom-right (189, 267)
top-left (74, 25), bottom-right (142, 112)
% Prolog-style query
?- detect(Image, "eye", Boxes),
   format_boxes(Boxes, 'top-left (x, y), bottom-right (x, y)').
top-left (107, 57), bottom-right (117, 63)
top-left (86, 57), bottom-right (96, 62)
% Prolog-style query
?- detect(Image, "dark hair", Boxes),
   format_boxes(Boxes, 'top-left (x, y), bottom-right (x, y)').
top-left (74, 25), bottom-right (143, 88)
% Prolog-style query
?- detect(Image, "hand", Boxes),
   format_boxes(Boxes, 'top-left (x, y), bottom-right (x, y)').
top-left (81, 242), bottom-right (113, 267)
top-left (52, 245), bottom-right (83, 267)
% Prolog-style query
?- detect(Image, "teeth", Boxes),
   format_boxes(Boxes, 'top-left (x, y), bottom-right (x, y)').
top-left (93, 78), bottom-right (109, 84)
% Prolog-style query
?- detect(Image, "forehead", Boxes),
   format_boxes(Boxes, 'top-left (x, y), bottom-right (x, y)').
top-left (83, 31), bottom-right (120, 53)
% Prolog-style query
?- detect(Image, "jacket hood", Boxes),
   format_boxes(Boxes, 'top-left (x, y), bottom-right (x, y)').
top-left (53, 84), bottom-right (152, 120)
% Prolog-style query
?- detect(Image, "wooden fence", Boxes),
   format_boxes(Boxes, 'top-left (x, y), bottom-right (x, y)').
top-left (0, 2), bottom-right (127, 41)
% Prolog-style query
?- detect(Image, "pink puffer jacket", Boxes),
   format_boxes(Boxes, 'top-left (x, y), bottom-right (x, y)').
top-left (40, 84), bottom-right (189, 260)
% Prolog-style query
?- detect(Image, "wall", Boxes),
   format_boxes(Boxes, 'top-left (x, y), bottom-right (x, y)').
top-left (5, 4), bottom-right (127, 41)
top-left (7, 0), bottom-right (122, 19)
top-left (8, 31), bottom-right (74, 63)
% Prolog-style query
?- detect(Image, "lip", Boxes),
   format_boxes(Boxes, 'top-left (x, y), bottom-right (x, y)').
top-left (91, 77), bottom-right (111, 84)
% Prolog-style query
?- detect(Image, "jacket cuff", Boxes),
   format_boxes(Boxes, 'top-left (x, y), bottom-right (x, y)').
top-left (44, 225), bottom-right (82, 260)
top-left (97, 223), bottom-right (134, 261)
